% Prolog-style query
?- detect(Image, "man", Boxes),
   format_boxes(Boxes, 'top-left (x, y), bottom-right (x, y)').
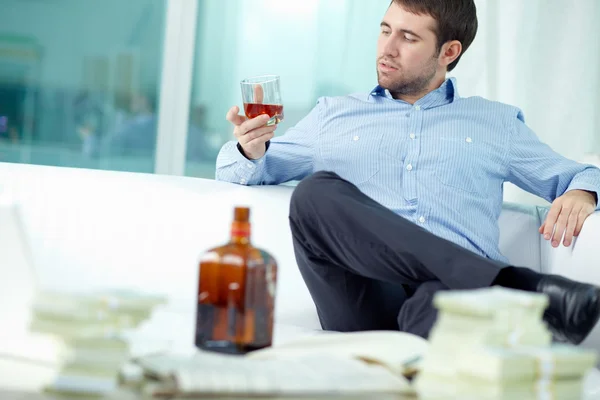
top-left (216, 0), bottom-right (600, 344)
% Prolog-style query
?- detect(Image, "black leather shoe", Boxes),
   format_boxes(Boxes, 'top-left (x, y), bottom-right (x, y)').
top-left (537, 275), bottom-right (600, 345)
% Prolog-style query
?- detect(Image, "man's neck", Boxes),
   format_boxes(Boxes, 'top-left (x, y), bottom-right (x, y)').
top-left (390, 75), bottom-right (447, 104)
top-left (392, 91), bottom-right (429, 104)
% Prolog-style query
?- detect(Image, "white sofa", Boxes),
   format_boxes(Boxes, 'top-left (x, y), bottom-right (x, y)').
top-left (1, 162), bottom-right (600, 352)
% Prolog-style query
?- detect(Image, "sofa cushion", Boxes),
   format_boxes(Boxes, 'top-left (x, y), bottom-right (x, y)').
top-left (498, 203), bottom-right (542, 272)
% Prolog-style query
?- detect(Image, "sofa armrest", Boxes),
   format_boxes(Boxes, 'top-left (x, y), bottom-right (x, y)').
top-left (538, 210), bottom-right (600, 352)
top-left (539, 210), bottom-right (600, 280)
top-left (538, 211), bottom-right (600, 351)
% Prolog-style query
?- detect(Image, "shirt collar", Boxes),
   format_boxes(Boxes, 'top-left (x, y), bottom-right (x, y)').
top-left (368, 77), bottom-right (459, 109)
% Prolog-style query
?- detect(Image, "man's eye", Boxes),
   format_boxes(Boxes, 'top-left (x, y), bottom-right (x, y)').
top-left (382, 30), bottom-right (391, 36)
top-left (404, 36), bottom-right (416, 42)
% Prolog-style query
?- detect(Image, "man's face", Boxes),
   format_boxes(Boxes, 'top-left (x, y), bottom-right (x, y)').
top-left (377, 2), bottom-right (442, 96)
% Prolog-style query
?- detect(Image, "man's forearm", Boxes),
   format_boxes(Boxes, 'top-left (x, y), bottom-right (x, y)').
top-left (215, 141), bottom-right (267, 185)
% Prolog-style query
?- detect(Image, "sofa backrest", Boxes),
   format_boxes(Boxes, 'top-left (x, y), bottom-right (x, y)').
top-left (2, 163), bottom-right (550, 289)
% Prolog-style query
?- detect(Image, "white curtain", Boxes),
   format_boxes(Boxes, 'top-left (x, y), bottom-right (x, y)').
top-left (451, 0), bottom-right (600, 205)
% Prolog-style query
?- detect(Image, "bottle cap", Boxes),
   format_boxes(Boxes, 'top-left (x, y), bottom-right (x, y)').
top-left (234, 207), bottom-right (250, 223)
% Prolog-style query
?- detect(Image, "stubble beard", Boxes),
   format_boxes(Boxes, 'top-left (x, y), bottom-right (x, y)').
top-left (377, 54), bottom-right (439, 97)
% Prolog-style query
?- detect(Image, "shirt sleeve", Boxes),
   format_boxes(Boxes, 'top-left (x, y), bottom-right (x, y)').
top-left (215, 98), bottom-right (322, 186)
top-left (506, 110), bottom-right (600, 210)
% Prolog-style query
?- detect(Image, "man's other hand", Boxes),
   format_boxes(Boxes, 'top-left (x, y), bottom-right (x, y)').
top-left (539, 190), bottom-right (597, 247)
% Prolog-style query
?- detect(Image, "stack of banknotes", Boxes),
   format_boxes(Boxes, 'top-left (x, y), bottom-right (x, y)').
top-left (28, 289), bottom-right (166, 397)
top-left (415, 287), bottom-right (597, 400)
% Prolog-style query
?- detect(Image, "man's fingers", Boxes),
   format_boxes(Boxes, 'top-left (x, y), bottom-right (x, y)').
top-left (574, 209), bottom-right (591, 237)
top-left (226, 106), bottom-right (238, 121)
top-left (563, 210), bottom-right (579, 247)
top-left (246, 131), bottom-right (275, 147)
top-left (235, 114), bottom-right (271, 137)
top-left (542, 203), bottom-right (562, 240)
top-left (551, 208), bottom-right (571, 247)
top-left (238, 125), bottom-right (277, 145)
top-left (254, 84), bottom-right (264, 104)
top-left (226, 106), bottom-right (247, 126)
top-left (538, 224), bottom-right (545, 234)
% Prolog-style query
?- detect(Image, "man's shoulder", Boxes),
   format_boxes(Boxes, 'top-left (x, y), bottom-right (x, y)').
top-left (313, 93), bottom-right (371, 107)
top-left (311, 93), bottom-right (526, 123)
top-left (457, 96), bottom-right (523, 119)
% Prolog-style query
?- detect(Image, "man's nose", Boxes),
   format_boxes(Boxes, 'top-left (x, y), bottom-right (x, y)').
top-left (382, 37), bottom-right (400, 58)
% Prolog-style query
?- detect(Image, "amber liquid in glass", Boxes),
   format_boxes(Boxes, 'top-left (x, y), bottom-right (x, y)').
top-left (195, 207), bottom-right (277, 355)
top-left (244, 103), bottom-right (284, 124)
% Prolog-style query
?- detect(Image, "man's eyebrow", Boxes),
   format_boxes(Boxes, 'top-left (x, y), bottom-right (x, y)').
top-left (379, 22), bottom-right (423, 40)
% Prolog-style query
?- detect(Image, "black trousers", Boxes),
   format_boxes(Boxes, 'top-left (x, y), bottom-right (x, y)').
top-left (289, 171), bottom-right (510, 338)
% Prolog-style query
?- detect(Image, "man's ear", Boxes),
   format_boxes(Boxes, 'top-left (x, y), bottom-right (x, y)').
top-left (439, 40), bottom-right (462, 69)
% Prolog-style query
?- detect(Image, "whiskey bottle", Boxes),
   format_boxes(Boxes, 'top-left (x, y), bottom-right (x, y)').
top-left (195, 207), bottom-right (277, 354)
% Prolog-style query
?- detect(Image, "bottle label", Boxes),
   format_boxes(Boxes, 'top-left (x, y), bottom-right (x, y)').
top-left (230, 228), bottom-right (250, 238)
top-left (230, 221), bottom-right (250, 239)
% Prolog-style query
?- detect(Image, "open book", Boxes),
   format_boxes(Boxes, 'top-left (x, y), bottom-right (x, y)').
top-left (127, 330), bottom-right (428, 397)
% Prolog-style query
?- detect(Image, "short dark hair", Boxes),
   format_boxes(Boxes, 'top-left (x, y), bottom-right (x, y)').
top-left (391, 0), bottom-right (478, 72)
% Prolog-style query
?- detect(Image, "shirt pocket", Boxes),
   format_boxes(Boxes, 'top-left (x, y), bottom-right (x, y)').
top-left (320, 132), bottom-right (383, 185)
top-left (432, 136), bottom-right (488, 194)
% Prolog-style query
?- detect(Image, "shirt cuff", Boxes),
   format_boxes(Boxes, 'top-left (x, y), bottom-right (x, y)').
top-left (566, 183), bottom-right (600, 211)
top-left (231, 142), bottom-right (268, 185)
top-left (236, 141), bottom-right (270, 160)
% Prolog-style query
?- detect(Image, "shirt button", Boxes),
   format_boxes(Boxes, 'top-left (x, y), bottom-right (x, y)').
top-left (409, 133), bottom-right (416, 139)
top-left (240, 178), bottom-right (247, 184)
top-left (414, 105), bottom-right (421, 111)
top-left (419, 216), bottom-right (426, 224)
top-left (353, 136), bottom-right (360, 141)
top-left (466, 137), bottom-right (473, 143)
top-left (247, 164), bottom-right (254, 169)
top-left (406, 164), bottom-right (413, 171)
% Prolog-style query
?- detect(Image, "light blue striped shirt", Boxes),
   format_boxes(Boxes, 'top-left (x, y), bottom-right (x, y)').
top-left (216, 78), bottom-right (600, 262)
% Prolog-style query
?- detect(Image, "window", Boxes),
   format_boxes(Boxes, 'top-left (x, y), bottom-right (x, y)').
top-left (184, 0), bottom-right (388, 178)
top-left (0, 0), bottom-right (167, 173)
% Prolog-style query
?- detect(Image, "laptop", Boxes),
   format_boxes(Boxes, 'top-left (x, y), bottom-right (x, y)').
top-left (0, 194), bottom-right (178, 393)
top-left (0, 194), bottom-right (38, 334)
top-left (0, 194), bottom-right (65, 395)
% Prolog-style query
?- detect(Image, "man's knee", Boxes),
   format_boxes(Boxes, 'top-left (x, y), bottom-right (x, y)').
top-left (296, 171), bottom-right (343, 194)
top-left (290, 171), bottom-right (344, 219)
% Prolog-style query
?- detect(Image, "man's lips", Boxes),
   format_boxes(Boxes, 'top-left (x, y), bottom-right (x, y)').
top-left (379, 61), bottom-right (398, 72)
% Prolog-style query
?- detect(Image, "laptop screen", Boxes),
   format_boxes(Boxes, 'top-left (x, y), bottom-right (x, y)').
top-left (0, 197), bottom-right (38, 331)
